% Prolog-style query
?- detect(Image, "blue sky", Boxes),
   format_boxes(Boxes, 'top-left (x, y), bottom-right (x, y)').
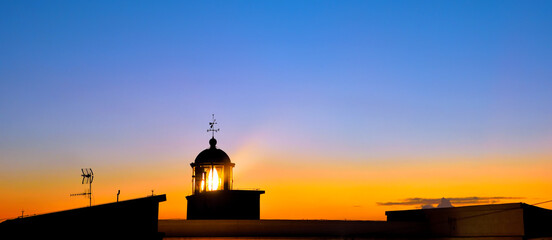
top-left (1, 0), bottom-right (552, 219)
top-left (2, 1), bottom-right (552, 162)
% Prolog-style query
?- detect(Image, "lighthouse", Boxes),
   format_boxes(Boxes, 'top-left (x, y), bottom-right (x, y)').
top-left (186, 115), bottom-right (265, 220)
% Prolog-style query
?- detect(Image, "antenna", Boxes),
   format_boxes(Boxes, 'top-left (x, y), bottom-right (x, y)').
top-left (71, 168), bottom-right (94, 207)
top-left (207, 114), bottom-right (220, 138)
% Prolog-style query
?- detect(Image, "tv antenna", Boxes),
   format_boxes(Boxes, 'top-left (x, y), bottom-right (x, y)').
top-left (207, 114), bottom-right (220, 138)
top-left (70, 168), bottom-right (94, 207)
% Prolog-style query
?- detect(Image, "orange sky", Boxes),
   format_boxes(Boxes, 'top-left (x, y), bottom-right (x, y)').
top-left (2, 151), bottom-right (551, 221)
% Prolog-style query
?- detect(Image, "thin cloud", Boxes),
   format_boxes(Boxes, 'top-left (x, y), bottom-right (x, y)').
top-left (377, 197), bottom-right (524, 206)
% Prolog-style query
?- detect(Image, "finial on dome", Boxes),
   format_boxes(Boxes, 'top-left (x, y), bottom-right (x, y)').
top-left (209, 137), bottom-right (217, 149)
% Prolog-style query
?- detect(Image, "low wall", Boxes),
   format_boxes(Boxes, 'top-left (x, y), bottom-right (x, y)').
top-left (159, 219), bottom-right (427, 237)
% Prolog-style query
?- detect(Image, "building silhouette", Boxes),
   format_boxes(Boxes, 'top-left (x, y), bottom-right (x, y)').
top-left (186, 125), bottom-right (264, 219)
top-left (1, 195), bottom-right (166, 240)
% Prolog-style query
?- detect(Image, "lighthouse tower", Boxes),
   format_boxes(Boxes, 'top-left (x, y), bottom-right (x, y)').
top-left (186, 116), bottom-right (265, 220)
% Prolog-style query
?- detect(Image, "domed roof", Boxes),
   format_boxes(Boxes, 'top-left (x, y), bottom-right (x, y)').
top-left (194, 138), bottom-right (232, 164)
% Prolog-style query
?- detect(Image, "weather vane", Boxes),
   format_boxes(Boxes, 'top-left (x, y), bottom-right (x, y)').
top-left (207, 114), bottom-right (220, 138)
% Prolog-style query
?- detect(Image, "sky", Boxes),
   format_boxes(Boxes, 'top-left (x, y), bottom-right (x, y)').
top-left (1, 0), bottom-right (552, 221)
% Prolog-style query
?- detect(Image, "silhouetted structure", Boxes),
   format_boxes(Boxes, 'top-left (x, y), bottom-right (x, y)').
top-left (386, 202), bottom-right (552, 239)
top-left (186, 117), bottom-right (264, 219)
top-left (160, 219), bottom-right (425, 238)
top-left (187, 189), bottom-right (264, 220)
top-left (0, 195), bottom-right (166, 240)
top-left (186, 137), bottom-right (264, 219)
top-left (162, 202), bottom-right (552, 239)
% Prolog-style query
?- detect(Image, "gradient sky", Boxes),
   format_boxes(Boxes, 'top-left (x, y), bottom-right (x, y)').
top-left (1, 1), bottom-right (552, 221)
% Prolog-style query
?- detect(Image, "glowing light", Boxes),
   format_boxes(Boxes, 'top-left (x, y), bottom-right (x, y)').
top-left (207, 167), bottom-right (220, 191)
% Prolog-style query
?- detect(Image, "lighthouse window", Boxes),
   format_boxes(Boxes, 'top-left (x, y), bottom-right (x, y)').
top-left (200, 171), bottom-right (206, 192)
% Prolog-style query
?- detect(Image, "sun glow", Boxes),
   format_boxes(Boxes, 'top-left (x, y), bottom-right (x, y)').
top-left (207, 167), bottom-right (220, 191)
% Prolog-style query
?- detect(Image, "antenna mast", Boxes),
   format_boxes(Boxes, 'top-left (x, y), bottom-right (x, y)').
top-left (70, 168), bottom-right (94, 207)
